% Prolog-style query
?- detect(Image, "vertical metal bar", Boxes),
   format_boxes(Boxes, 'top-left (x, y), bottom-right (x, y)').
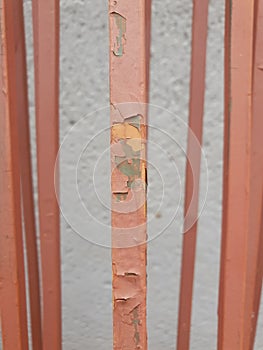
top-left (218, 0), bottom-right (260, 348)
top-left (32, 1), bottom-right (61, 349)
top-left (0, 1), bottom-right (29, 349)
top-left (245, 1), bottom-right (263, 348)
top-left (176, 2), bottom-right (209, 349)
top-left (15, 1), bottom-right (43, 348)
top-left (217, 0), bottom-right (231, 345)
top-left (109, 1), bottom-right (151, 349)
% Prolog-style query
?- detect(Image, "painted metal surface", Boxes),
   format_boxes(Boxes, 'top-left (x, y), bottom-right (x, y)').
top-left (0, 1), bottom-right (262, 349)
top-left (176, 1), bottom-right (209, 349)
top-left (32, 1), bottom-right (61, 349)
top-left (0, 1), bottom-right (29, 348)
top-left (109, 1), bottom-right (151, 349)
top-left (11, 1), bottom-right (43, 348)
top-left (218, 0), bottom-right (263, 348)
top-left (245, 2), bottom-right (263, 348)
top-left (247, 2), bottom-right (263, 348)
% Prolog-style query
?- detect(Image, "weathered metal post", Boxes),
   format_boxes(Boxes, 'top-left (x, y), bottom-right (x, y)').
top-left (109, 1), bottom-right (151, 349)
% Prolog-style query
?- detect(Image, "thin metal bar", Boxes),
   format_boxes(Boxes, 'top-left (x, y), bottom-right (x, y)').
top-left (217, 0), bottom-right (231, 345)
top-left (0, 1), bottom-right (29, 348)
top-left (245, 1), bottom-right (263, 347)
top-left (32, 1), bottom-right (61, 349)
top-left (15, 1), bottom-right (43, 348)
top-left (109, 1), bottom-right (151, 349)
top-left (218, 0), bottom-right (259, 348)
top-left (176, 2), bottom-right (209, 349)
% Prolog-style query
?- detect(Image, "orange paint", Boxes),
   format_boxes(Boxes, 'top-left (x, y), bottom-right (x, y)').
top-left (12, 1), bottom-right (42, 348)
top-left (218, 1), bottom-right (231, 345)
top-left (0, 1), bottom-right (29, 348)
top-left (176, 2), bottom-right (209, 349)
top-left (32, 1), bottom-right (61, 349)
top-left (109, 1), bottom-right (151, 349)
top-left (218, 0), bottom-right (263, 348)
top-left (1, 1), bottom-right (262, 349)
top-left (244, 0), bottom-right (263, 347)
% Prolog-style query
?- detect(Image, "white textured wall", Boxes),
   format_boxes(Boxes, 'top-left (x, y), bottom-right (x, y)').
top-left (1, 1), bottom-right (261, 349)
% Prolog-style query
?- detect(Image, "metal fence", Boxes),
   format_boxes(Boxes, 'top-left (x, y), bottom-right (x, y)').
top-left (0, 1), bottom-right (262, 349)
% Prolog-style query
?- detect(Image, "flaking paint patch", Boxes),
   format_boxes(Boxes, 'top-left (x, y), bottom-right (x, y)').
top-left (114, 192), bottom-right (128, 202)
top-left (124, 115), bottom-right (142, 130)
top-left (112, 115), bottom-right (144, 202)
top-left (111, 12), bottom-right (126, 57)
top-left (111, 109), bottom-right (146, 347)
top-left (112, 122), bottom-right (141, 141)
top-left (132, 306), bottom-right (140, 347)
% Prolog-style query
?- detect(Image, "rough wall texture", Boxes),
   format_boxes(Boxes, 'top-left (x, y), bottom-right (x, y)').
top-left (1, 1), bottom-right (261, 349)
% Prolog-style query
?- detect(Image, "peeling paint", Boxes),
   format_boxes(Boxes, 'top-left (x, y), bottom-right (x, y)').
top-left (132, 306), bottom-right (140, 347)
top-left (111, 109), bottom-right (146, 347)
top-left (124, 115), bottom-right (142, 130)
top-left (112, 122), bottom-right (141, 141)
top-left (110, 1), bottom-right (150, 348)
top-left (111, 115), bottom-right (144, 200)
top-left (111, 113), bottom-right (146, 346)
top-left (111, 12), bottom-right (126, 57)
top-left (113, 192), bottom-right (128, 202)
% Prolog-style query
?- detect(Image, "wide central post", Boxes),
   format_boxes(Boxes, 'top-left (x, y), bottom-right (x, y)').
top-left (109, 1), bottom-right (151, 349)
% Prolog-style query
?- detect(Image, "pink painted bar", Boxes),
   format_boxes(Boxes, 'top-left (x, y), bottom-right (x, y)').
top-left (0, 1), bottom-right (29, 348)
top-left (218, 0), bottom-right (263, 348)
top-left (32, 1), bottom-right (61, 349)
top-left (244, 1), bottom-right (263, 347)
top-left (109, 1), bottom-right (151, 349)
top-left (15, 1), bottom-right (43, 348)
top-left (176, 1), bottom-right (209, 349)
